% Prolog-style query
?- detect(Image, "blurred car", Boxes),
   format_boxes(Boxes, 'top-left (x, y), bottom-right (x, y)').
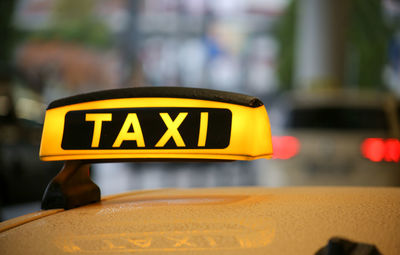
top-left (0, 85), bottom-right (62, 209)
top-left (261, 90), bottom-right (400, 186)
top-left (0, 87), bottom-right (399, 255)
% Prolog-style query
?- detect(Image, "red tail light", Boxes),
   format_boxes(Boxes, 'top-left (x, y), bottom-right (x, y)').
top-left (361, 138), bottom-right (400, 163)
top-left (272, 136), bottom-right (300, 159)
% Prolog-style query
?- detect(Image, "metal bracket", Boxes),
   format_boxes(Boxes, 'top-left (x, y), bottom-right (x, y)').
top-left (41, 161), bottom-right (100, 210)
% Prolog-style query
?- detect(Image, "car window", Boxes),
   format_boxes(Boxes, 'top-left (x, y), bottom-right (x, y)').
top-left (285, 107), bottom-right (388, 131)
top-left (397, 104), bottom-right (400, 125)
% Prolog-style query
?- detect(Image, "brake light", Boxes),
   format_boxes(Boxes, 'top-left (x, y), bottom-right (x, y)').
top-left (384, 139), bottom-right (400, 162)
top-left (272, 136), bottom-right (300, 159)
top-left (361, 138), bottom-right (400, 163)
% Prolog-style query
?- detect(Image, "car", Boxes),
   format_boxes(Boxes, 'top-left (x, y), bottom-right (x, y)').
top-left (1, 87), bottom-right (399, 255)
top-left (260, 90), bottom-right (400, 186)
top-left (0, 85), bottom-right (62, 210)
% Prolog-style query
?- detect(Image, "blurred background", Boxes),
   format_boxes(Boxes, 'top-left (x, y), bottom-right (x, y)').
top-left (0, 0), bottom-right (399, 220)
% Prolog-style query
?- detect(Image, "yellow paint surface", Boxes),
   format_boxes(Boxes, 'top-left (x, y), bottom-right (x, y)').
top-left (1, 187), bottom-right (400, 254)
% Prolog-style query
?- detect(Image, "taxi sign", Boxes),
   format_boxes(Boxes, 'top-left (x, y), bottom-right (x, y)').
top-left (40, 87), bottom-right (273, 161)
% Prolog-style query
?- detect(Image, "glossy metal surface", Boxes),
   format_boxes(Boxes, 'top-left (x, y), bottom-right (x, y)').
top-left (1, 187), bottom-right (399, 254)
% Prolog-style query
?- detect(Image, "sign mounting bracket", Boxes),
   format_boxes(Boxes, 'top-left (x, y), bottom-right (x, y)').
top-left (41, 161), bottom-right (100, 210)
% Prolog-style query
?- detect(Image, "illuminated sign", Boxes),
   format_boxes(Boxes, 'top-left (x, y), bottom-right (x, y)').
top-left (40, 87), bottom-right (273, 161)
top-left (62, 108), bottom-right (231, 150)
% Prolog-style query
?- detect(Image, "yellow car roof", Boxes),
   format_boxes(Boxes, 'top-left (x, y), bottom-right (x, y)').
top-left (1, 187), bottom-right (400, 254)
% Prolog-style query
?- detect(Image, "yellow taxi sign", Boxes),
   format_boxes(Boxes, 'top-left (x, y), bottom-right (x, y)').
top-left (40, 87), bottom-right (273, 161)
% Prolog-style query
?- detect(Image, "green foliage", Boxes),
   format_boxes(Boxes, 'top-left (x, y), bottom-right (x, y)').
top-left (275, 0), bottom-right (393, 90)
top-left (275, 1), bottom-right (297, 90)
top-left (347, 0), bottom-right (392, 89)
top-left (32, 20), bottom-right (111, 49)
top-left (0, 0), bottom-right (18, 76)
top-left (31, 0), bottom-right (111, 49)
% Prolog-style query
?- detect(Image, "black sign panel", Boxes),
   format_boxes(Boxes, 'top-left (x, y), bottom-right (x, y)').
top-left (62, 108), bottom-right (231, 150)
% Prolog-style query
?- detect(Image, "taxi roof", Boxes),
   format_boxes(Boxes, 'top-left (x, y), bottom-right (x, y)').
top-left (1, 187), bottom-right (399, 254)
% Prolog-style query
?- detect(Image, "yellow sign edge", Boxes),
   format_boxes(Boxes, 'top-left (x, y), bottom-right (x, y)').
top-left (40, 97), bottom-right (273, 162)
top-left (40, 153), bottom-right (273, 161)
